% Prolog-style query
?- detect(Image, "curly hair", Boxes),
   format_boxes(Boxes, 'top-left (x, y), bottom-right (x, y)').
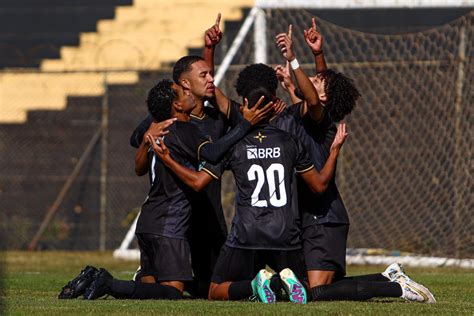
top-left (323, 69), bottom-right (361, 122)
top-left (235, 63), bottom-right (279, 97)
top-left (147, 79), bottom-right (177, 122)
top-left (172, 55), bottom-right (205, 83)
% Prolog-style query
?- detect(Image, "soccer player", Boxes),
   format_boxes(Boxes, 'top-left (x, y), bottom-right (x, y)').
top-left (149, 85), bottom-right (348, 303)
top-left (130, 55), bottom-right (231, 297)
top-left (272, 18), bottom-right (435, 303)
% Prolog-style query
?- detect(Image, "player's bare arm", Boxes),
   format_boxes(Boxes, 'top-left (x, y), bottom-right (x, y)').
top-left (303, 17), bottom-right (327, 121)
top-left (203, 13), bottom-right (222, 76)
top-left (134, 118), bottom-right (176, 176)
top-left (275, 61), bottom-right (302, 104)
top-left (276, 25), bottom-right (320, 111)
top-left (299, 123), bottom-right (348, 193)
top-left (304, 18), bottom-right (327, 73)
top-left (147, 134), bottom-right (214, 192)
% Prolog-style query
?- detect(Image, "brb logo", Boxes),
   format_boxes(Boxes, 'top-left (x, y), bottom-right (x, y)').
top-left (246, 145), bottom-right (281, 160)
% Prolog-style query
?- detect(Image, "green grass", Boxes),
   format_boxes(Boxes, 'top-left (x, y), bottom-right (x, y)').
top-left (2, 251), bottom-right (473, 315)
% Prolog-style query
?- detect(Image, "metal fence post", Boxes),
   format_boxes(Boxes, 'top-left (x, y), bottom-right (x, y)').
top-left (99, 71), bottom-right (109, 251)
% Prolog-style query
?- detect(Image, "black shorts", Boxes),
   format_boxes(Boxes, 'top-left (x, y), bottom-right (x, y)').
top-left (136, 233), bottom-right (193, 282)
top-left (211, 245), bottom-right (307, 284)
top-left (302, 223), bottom-right (349, 278)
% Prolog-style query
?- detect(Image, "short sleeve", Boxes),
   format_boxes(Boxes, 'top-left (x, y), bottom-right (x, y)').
top-left (130, 115), bottom-right (153, 148)
top-left (293, 136), bottom-right (315, 174)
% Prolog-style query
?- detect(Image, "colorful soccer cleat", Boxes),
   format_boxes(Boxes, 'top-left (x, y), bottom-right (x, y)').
top-left (279, 268), bottom-right (307, 304)
top-left (251, 269), bottom-right (276, 303)
top-left (395, 274), bottom-right (436, 303)
top-left (58, 265), bottom-right (98, 299)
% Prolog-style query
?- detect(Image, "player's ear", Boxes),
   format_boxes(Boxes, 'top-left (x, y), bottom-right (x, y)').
top-left (172, 100), bottom-right (184, 113)
top-left (180, 79), bottom-right (191, 90)
top-left (319, 93), bottom-right (328, 102)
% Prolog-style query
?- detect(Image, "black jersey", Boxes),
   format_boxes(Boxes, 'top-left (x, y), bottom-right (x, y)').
top-left (130, 104), bottom-right (233, 236)
top-left (274, 103), bottom-right (349, 226)
top-left (204, 125), bottom-right (314, 250)
top-left (136, 121), bottom-right (210, 238)
top-left (228, 100), bottom-right (349, 226)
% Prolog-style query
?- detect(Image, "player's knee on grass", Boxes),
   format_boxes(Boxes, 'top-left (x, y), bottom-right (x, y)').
top-left (208, 282), bottom-right (231, 300)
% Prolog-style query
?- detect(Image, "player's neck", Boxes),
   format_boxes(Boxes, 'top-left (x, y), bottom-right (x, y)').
top-left (190, 99), bottom-right (205, 117)
top-left (171, 111), bottom-right (191, 122)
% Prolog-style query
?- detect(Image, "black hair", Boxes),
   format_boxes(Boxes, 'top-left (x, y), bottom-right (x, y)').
top-left (322, 69), bottom-right (361, 122)
top-left (235, 63), bottom-right (279, 97)
top-left (172, 55), bottom-right (205, 83)
top-left (147, 79), bottom-right (176, 122)
top-left (246, 86), bottom-right (274, 110)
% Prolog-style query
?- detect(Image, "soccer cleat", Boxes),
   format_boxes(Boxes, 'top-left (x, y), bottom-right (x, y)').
top-left (382, 263), bottom-right (405, 281)
top-left (58, 265), bottom-right (98, 299)
top-left (83, 268), bottom-right (113, 300)
top-left (279, 268), bottom-right (307, 304)
top-left (395, 274), bottom-right (436, 303)
top-left (251, 269), bottom-right (276, 303)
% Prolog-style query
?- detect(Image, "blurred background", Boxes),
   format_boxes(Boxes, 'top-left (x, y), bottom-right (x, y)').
top-left (0, 0), bottom-right (472, 261)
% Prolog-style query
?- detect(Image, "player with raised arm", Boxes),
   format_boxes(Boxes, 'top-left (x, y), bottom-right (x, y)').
top-left (274, 18), bottom-right (435, 303)
top-left (148, 84), bottom-right (348, 304)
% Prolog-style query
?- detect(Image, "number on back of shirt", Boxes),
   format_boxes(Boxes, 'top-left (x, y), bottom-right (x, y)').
top-left (247, 163), bottom-right (287, 207)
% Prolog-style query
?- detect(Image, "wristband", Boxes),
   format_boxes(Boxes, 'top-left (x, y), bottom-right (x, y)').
top-left (290, 58), bottom-right (300, 70)
top-left (313, 50), bottom-right (323, 56)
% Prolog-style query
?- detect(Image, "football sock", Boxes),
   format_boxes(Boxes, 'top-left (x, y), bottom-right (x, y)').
top-left (110, 279), bottom-right (135, 299)
top-left (131, 282), bottom-right (182, 300)
top-left (228, 281), bottom-right (253, 300)
top-left (311, 280), bottom-right (402, 301)
top-left (270, 274), bottom-right (283, 298)
top-left (338, 273), bottom-right (389, 282)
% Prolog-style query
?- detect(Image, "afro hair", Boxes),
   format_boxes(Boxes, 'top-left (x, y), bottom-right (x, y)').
top-left (147, 79), bottom-right (176, 122)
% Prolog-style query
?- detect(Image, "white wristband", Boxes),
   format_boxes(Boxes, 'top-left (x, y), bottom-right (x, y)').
top-left (290, 58), bottom-right (300, 70)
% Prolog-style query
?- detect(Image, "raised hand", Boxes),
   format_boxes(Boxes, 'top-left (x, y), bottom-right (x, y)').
top-left (204, 13), bottom-right (223, 47)
top-left (274, 61), bottom-right (294, 91)
top-left (275, 24), bottom-right (295, 61)
top-left (304, 17), bottom-right (323, 54)
top-left (330, 122), bottom-right (348, 152)
top-left (242, 96), bottom-right (274, 125)
top-left (144, 118), bottom-right (176, 145)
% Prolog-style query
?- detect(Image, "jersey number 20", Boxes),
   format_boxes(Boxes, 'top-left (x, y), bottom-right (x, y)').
top-left (247, 163), bottom-right (287, 207)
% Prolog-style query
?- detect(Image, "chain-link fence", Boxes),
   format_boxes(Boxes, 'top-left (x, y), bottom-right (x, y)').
top-left (0, 11), bottom-right (472, 258)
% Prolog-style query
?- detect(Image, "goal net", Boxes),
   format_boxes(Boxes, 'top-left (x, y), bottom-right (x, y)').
top-left (115, 3), bottom-right (473, 267)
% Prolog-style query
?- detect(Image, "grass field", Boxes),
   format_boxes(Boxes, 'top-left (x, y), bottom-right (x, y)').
top-left (2, 251), bottom-right (473, 315)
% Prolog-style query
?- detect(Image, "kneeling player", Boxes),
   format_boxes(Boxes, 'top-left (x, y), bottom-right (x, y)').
top-left (151, 87), bottom-right (348, 303)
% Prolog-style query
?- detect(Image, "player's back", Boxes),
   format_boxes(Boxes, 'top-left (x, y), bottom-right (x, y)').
top-left (224, 125), bottom-right (314, 250)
